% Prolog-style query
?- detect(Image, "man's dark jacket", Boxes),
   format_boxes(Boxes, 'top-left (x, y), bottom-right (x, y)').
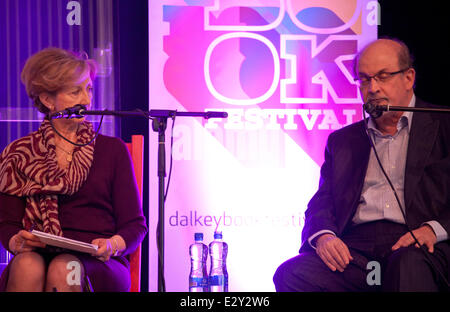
top-left (300, 98), bottom-right (450, 253)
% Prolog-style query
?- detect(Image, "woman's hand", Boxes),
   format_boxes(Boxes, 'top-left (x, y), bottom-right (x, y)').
top-left (9, 230), bottom-right (46, 255)
top-left (91, 235), bottom-right (126, 262)
top-left (91, 238), bottom-right (114, 262)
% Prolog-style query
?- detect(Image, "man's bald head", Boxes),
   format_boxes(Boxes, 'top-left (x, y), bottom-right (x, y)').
top-left (354, 38), bottom-right (414, 76)
top-left (355, 37), bottom-right (416, 112)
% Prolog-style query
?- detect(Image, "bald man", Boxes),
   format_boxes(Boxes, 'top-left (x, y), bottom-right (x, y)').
top-left (273, 38), bottom-right (450, 292)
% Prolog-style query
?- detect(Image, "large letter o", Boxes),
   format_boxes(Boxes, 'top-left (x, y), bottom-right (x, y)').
top-left (204, 32), bottom-right (280, 106)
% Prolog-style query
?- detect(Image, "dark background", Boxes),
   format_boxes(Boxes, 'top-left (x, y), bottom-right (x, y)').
top-left (115, 0), bottom-right (149, 291)
top-left (378, 1), bottom-right (450, 107)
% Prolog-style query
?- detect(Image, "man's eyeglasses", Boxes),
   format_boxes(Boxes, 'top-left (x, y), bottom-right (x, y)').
top-left (354, 68), bottom-right (410, 86)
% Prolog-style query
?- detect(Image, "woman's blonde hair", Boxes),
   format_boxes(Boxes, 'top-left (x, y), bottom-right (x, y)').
top-left (21, 47), bottom-right (98, 114)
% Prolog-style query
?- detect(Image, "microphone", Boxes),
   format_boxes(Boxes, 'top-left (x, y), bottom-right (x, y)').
top-left (363, 100), bottom-right (388, 119)
top-left (50, 104), bottom-right (86, 119)
top-left (204, 111), bottom-right (228, 119)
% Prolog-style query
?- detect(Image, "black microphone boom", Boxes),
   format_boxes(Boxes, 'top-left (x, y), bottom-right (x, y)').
top-left (67, 108), bottom-right (229, 119)
top-left (363, 102), bottom-right (450, 119)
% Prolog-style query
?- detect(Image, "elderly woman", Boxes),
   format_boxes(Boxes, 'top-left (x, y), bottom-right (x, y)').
top-left (0, 48), bottom-right (147, 292)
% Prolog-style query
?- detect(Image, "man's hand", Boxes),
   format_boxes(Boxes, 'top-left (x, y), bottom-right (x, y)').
top-left (392, 224), bottom-right (437, 253)
top-left (315, 234), bottom-right (353, 272)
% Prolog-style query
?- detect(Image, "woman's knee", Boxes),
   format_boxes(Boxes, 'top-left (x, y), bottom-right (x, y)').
top-left (9, 252), bottom-right (46, 278)
top-left (7, 252), bottom-right (46, 291)
top-left (46, 254), bottom-right (85, 291)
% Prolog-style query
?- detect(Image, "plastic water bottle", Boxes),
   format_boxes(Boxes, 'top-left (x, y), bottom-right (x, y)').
top-left (189, 233), bottom-right (208, 292)
top-left (208, 231), bottom-right (228, 292)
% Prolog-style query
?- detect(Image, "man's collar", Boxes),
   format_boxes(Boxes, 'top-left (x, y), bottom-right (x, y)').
top-left (403, 93), bottom-right (415, 133)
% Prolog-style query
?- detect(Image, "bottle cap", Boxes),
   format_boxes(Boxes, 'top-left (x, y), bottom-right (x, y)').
top-left (214, 231), bottom-right (222, 239)
top-left (194, 233), bottom-right (203, 241)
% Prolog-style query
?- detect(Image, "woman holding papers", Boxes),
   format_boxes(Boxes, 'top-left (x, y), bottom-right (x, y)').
top-left (0, 48), bottom-right (147, 292)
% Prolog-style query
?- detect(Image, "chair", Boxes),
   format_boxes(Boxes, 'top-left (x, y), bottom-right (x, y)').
top-left (125, 135), bottom-right (144, 292)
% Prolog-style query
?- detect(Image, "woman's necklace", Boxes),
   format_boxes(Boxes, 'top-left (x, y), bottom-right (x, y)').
top-left (55, 145), bottom-right (73, 162)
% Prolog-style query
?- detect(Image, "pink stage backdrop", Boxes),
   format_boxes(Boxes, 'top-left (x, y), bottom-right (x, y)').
top-left (148, 0), bottom-right (378, 291)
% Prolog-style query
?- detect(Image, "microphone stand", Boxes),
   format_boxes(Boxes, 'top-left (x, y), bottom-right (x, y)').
top-left (369, 104), bottom-right (450, 115)
top-left (74, 108), bottom-right (228, 292)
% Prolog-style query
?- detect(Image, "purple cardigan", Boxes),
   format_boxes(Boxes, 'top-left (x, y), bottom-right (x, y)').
top-left (0, 134), bottom-right (147, 256)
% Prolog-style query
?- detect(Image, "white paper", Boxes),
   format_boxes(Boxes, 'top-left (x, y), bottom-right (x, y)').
top-left (31, 230), bottom-right (99, 254)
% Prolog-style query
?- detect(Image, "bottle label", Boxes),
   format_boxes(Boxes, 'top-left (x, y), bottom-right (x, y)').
top-left (189, 277), bottom-right (208, 288)
top-left (209, 275), bottom-right (228, 286)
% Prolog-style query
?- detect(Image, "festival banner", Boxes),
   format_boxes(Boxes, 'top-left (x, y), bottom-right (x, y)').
top-left (148, 0), bottom-right (378, 291)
